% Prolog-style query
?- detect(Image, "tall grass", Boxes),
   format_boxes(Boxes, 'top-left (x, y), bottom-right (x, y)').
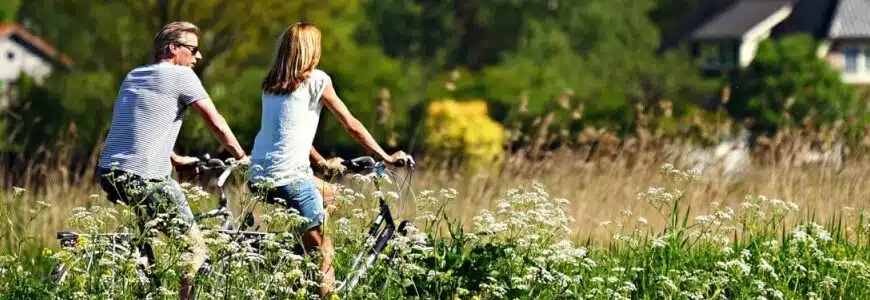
top-left (1, 162), bottom-right (869, 299)
top-left (3, 127), bottom-right (870, 247)
top-left (3, 102), bottom-right (870, 297)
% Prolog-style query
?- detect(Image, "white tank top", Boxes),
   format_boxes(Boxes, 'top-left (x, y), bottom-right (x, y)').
top-left (248, 69), bottom-right (331, 186)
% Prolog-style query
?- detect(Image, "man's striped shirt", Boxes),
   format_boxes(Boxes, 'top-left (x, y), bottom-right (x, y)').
top-left (98, 61), bottom-right (209, 179)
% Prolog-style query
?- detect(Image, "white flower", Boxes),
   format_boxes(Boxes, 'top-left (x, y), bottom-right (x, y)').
top-left (636, 217), bottom-right (649, 225)
top-left (694, 215), bottom-right (715, 224)
top-left (652, 237), bottom-right (667, 248)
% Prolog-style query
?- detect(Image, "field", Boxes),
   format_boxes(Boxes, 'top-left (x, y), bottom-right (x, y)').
top-left (1, 138), bottom-right (870, 299)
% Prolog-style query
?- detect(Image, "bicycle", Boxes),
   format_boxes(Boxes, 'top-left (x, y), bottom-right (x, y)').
top-left (50, 155), bottom-right (246, 298)
top-left (52, 154), bottom-right (418, 298)
top-left (189, 155), bottom-right (420, 298)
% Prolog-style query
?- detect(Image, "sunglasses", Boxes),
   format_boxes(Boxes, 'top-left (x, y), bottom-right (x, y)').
top-left (175, 42), bottom-right (199, 55)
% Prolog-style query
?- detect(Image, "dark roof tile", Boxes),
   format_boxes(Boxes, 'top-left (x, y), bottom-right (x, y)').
top-left (828, 0), bottom-right (870, 38)
top-left (692, 0), bottom-right (795, 39)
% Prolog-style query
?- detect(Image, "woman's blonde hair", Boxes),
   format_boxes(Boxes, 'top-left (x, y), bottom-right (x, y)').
top-left (262, 22), bottom-right (322, 94)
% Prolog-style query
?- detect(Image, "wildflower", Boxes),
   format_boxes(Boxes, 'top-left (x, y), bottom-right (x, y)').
top-left (637, 217), bottom-right (649, 225)
top-left (440, 188), bottom-right (458, 199)
top-left (820, 276), bottom-right (838, 291)
top-left (652, 237), bottom-right (667, 248)
top-left (694, 215), bottom-right (715, 225)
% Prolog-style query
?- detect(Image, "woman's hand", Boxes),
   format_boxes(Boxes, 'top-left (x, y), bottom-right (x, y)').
top-left (386, 151), bottom-right (415, 167)
top-left (317, 157), bottom-right (347, 175)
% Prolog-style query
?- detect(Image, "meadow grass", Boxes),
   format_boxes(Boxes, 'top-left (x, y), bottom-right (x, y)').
top-left (1, 147), bottom-right (869, 247)
top-left (2, 127), bottom-right (870, 299)
top-left (0, 160), bottom-right (868, 299)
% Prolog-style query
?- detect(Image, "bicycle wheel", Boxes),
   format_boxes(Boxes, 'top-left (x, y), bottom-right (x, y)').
top-left (192, 251), bottom-right (268, 299)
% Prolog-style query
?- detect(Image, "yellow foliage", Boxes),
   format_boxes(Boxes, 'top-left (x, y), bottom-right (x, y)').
top-left (425, 99), bottom-right (505, 171)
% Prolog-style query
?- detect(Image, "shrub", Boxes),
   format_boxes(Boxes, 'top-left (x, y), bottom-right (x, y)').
top-left (424, 99), bottom-right (506, 171)
top-left (727, 34), bottom-right (861, 134)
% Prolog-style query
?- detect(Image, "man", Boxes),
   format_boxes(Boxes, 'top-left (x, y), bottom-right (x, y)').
top-left (96, 21), bottom-right (247, 299)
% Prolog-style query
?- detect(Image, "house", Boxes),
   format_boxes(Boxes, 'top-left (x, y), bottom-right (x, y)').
top-left (664, 0), bottom-right (870, 84)
top-left (0, 23), bottom-right (72, 108)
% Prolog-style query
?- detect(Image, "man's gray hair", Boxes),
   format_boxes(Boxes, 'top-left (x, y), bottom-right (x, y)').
top-left (152, 21), bottom-right (200, 62)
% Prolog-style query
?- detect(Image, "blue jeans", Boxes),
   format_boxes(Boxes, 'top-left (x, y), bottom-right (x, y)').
top-left (97, 167), bottom-right (206, 278)
top-left (98, 167), bottom-right (195, 232)
top-left (248, 179), bottom-right (324, 232)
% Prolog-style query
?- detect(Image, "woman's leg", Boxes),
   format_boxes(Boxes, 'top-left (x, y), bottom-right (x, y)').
top-left (293, 180), bottom-right (334, 297)
top-left (302, 226), bottom-right (335, 298)
top-left (313, 176), bottom-right (337, 207)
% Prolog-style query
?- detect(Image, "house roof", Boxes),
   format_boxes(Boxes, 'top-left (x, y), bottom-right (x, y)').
top-left (828, 0), bottom-right (870, 38)
top-left (691, 0), bottom-right (795, 39)
top-left (0, 23), bottom-right (73, 68)
top-left (769, 0), bottom-right (838, 39)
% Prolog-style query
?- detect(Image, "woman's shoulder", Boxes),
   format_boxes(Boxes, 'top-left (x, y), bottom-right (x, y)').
top-left (309, 69), bottom-right (331, 83)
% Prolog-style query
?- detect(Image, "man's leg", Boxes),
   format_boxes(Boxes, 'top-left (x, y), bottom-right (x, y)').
top-left (147, 178), bottom-right (207, 300)
top-left (179, 223), bottom-right (207, 300)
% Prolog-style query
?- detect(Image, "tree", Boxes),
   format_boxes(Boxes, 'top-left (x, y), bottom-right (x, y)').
top-left (0, 0), bottom-right (19, 22)
top-left (477, 0), bottom-right (713, 132)
top-left (727, 34), bottom-right (859, 133)
top-left (16, 0), bottom-right (424, 157)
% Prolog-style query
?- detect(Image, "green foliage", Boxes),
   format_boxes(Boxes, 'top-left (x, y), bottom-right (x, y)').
top-left (0, 0), bottom-right (20, 22)
top-left (727, 35), bottom-right (860, 133)
top-left (4, 0), bottom-right (716, 161)
top-left (4, 72), bottom-right (116, 156)
top-left (478, 4), bottom-right (714, 133)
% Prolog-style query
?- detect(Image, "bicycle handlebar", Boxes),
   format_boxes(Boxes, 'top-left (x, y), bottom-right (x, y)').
top-left (340, 155), bottom-right (415, 173)
top-left (194, 154), bottom-right (232, 172)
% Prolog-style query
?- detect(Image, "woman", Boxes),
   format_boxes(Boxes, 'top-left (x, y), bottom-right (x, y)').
top-left (247, 22), bottom-right (411, 297)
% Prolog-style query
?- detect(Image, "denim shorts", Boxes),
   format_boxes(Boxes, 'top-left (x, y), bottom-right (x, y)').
top-left (97, 167), bottom-right (195, 233)
top-left (248, 179), bottom-right (324, 232)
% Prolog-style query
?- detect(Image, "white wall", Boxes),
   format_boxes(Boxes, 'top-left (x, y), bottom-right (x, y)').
top-left (0, 36), bottom-right (54, 84)
top-left (830, 42), bottom-right (870, 85)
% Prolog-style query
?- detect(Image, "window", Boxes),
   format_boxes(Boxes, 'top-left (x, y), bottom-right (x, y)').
top-left (700, 41), bottom-right (738, 69)
top-left (866, 48), bottom-right (870, 72)
top-left (844, 47), bottom-right (859, 74)
top-left (720, 42), bottom-right (737, 67)
top-left (841, 45), bottom-right (870, 76)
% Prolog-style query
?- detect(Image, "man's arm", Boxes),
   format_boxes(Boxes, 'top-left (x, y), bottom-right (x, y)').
top-left (190, 98), bottom-right (247, 160)
top-left (171, 151), bottom-right (197, 165)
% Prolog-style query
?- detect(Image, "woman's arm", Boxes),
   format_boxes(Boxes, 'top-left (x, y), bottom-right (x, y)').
top-left (309, 148), bottom-right (326, 166)
top-left (321, 84), bottom-right (405, 164)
